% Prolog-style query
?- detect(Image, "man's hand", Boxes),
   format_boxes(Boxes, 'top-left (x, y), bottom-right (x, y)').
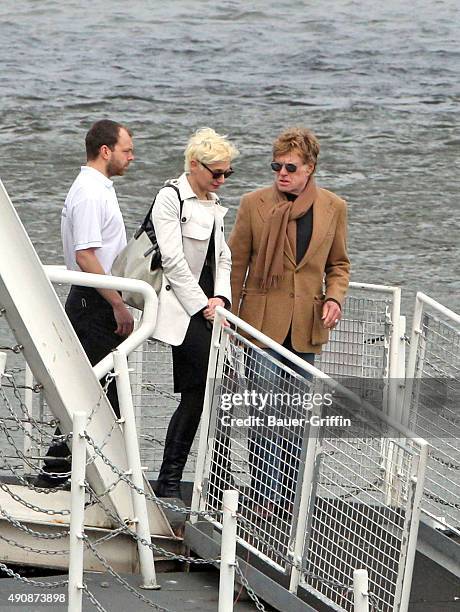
top-left (75, 247), bottom-right (134, 337)
top-left (113, 302), bottom-right (134, 337)
top-left (322, 300), bottom-right (341, 329)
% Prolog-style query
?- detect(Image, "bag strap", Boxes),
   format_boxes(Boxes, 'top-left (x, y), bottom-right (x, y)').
top-left (135, 184), bottom-right (184, 241)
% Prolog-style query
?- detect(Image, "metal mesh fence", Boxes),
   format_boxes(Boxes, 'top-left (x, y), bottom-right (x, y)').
top-left (193, 315), bottom-right (426, 612)
top-left (405, 298), bottom-right (460, 532)
top-left (0, 283), bottom-right (398, 485)
top-left (318, 291), bottom-right (392, 380)
top-left (300, 421), bottom-right (419, 611)
top-left (204, 335), bottom-right (311, 572)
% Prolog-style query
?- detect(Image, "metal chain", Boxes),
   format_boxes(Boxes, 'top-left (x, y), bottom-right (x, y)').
top-left (1, 383), bottom-right (71, 446)
top-left (369, 592), bottom-right (382, 611)
top-left (84, 475), bottom-right (124, 501)
top-left (0, 343), bottom-right (23, 353)
top-left (424, 489), bottom-right (460, 509)
top-left (0, 561), bottom-right (68, 588)
top-left (83, 536), bottom-right (173, 612)
top-left (85, 419), bottom-right (120, 469)
top-left (0, 531), bottom-right (67, 555)
top-left (83, 586), bottom-right (109, 612)
top-left (235, 562), bottom-right (266, 612)
top-left (0, 447), bottom-right (72, 493)
top-left (430, 452), bottom-right (460, 471)
top-left (142, 381), bottom-right (179, 403)
top-left (0, 418), bottom-right (72, 480)
top-left (86, 487), bottom-right (221, 565)
top-left (0, 481), bottom-right (70, 516)
top-left (7, 372), bottom-right (60, 439)
top-left (0, 506), bottom-right (69, 539)
top-left (84, 432), bottom-right (222, 519)
top-left (1, 383), bottom-right (124, 486)
top-left (85, 375), bottom-right (113, 428)
top-left (91, 525), bottom-right (127, 546)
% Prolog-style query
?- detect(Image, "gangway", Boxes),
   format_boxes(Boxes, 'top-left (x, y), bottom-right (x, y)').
top-left (0, 179), bottom-right (173, 541)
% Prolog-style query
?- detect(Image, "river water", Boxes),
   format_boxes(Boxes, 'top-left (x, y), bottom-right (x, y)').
top-left (0, 0), bottom-right (459, 316)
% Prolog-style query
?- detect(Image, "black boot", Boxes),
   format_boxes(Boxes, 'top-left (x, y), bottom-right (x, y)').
top-left (155, 387), bottom-right (204, 499)
top-left (154, 439), bottom-right (192, 499)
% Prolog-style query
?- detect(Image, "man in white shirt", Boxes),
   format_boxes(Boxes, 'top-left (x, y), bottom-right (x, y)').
top-left (36, 120), bottom-right (134, 487)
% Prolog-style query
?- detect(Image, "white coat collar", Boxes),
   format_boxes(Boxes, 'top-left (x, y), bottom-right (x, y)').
top-left (167, 173), bottom-right (228, 216)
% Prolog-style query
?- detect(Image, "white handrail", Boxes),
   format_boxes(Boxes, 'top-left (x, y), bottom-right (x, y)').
top-left (44, 266), bottom-right (158, 379)
top-left (415, 291), bottom-right (460, 325)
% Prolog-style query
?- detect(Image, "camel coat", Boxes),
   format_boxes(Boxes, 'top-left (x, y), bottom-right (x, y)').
top-left (228, 184), bottom-right (350, 353)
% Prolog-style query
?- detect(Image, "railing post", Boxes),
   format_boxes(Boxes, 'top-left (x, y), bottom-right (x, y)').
top-left (191, 310), bottom-right (225, 519)
top-left (113, 349), bottom-right (160, 590)
top-left (397, 441), bottom-right (429, 612)
top-left (68, 411), bottom-right (87, 612)
top-left (219, 489), bottom-right (239, 612)
top-left (128, 310), bottom-right (144, 424)
top-left (288, 401), bottom-right (322, 593)
top-left (0, 352), bottom-right (6, 382)
top-left (353, 569), bottom-right (370, 612)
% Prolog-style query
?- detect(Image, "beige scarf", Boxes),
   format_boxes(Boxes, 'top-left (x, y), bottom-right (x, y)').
top-left (254, 177), bottom-right (317, 288)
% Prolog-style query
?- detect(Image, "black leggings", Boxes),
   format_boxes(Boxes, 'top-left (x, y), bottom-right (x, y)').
top-left (164, 386), bottom-right (205, 449)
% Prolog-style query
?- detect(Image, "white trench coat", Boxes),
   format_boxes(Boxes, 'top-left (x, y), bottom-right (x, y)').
top-left (151, 173), bottom-right (232, 346)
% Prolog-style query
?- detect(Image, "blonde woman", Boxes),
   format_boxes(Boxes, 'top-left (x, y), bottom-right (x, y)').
top-left (152, 128), bottom-right (239, 499)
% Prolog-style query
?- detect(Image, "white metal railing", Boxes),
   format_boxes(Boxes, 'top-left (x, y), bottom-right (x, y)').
top-left (404, 292), bottom-right (460, 534)
top-left (1, 280), bottom-right (404, 486)
top-left (44, 266), bottom-right (159, 376)
top-left (319, 282), bottom-right (402, 423)
top-left (191, 306), bottom-right (428, 612)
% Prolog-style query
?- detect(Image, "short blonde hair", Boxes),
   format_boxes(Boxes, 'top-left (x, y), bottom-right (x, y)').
top-left (184, 127), bottom-right (239, 172)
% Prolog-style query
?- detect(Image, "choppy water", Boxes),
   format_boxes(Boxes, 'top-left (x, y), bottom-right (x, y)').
top-left (0, 0), bottom-right (459, 316)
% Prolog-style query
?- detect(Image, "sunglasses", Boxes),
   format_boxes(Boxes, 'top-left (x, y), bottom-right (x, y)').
top-left (270, 161), bottom-right (299, 173)
top-left (201, 161), bottom-right (234, 179)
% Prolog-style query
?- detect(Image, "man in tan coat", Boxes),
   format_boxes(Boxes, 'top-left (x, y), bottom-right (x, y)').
top-left (229, 126), bottom-right (350, 362)
top-left (228, 127), bottom-right (350, 515)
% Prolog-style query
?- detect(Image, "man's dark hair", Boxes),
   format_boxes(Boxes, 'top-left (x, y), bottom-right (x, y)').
top-left (85, 120), bottom-right (131, 160)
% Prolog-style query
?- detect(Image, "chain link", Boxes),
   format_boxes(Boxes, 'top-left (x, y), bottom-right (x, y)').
top-left (235, 562), bottom-right (266, 611)
top-left (0, 561), bottom-right (68, 588)
top-left (0, 531), bottom-right (68, 555)
top-left (7, 372), bottom-right (59, 439)
top-left (0, 481), bottom-right (70, 516)
top-left (142, 381), bottom-right (179, 403)
top-left (0, 446), bottom-right (72, 493)
top-left (430, 452), bottom-right (460, 471)
top-left (0, 417), bottom-right (72, 480)
top-left (0, 343), bottom-right (23, 353)
top-left (424, 489), bottom-right (460, 510)
top-left (1, 382), bottom-right (70, 446)
top-left (84, 432), bottom-right (222, 519)
top-left (86, 487), bottom-right (221, 566)
top-left (83, 586), bottom-right (109, 612)
top-left (83, 536), bottom-right (173, 612)
top-left (0, 506), bottom-right (69, 539)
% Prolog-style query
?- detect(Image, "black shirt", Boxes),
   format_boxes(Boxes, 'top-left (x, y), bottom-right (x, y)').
top-left (286, 193), bottom-right (313, 264)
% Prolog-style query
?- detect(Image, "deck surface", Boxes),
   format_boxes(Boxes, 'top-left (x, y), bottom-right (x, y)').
top-left (0, 569), bottom-right (264, 611)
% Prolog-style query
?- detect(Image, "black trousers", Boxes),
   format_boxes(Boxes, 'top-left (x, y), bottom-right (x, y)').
top-left (41, 286), bottom-right (122, 478)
